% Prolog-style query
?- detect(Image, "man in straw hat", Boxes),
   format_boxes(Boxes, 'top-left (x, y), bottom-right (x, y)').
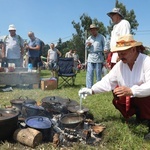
top-left (85, 24), bottom-right (107, 88)
top-left (79, 34), bottom-right (150, 123)
top-left (107, 8), bottom-right (131, 69)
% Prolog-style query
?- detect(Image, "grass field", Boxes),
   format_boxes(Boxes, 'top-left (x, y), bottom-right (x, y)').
top-left (0, 70), bottom-right (150, 150)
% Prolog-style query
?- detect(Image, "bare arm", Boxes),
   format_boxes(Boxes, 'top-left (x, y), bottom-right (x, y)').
top-left (1, 43), bottom-right (5, 58)
top-left (47, 51), bottom-right (50, 62)
top-left (20, 46), bottom-right (24, 56)
top-left (57, 50), bottom-right (62, 57)
top-left (27, 45), bottom-right (40, 51)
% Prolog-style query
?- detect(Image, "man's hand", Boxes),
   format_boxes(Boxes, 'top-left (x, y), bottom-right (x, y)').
top-left (113, 86), bottom-right (133, 97)
top-left (78, 88), bottom-right (92, 99)
top-left (86, 42), bottom-right (92, 47)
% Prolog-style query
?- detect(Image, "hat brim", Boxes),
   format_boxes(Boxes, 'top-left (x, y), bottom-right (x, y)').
top-left (111, 42), bottom-right (143, 52)
top-left (8, 28), bottom-right (16, 31)
top-left (107, 12), bottom-right (124, 19)
top-left (89, 27), bottom-right (98, 30)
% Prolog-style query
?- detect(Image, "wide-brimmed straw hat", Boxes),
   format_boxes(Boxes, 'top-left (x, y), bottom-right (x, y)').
top-left (89, 24), bottom-right (98, 29)
top-left (107, 8), bottom-right (124, 19)
top-left (111, 34), bottom-right (143, 52)
top-left (8, 24), bottom-right (16, 31)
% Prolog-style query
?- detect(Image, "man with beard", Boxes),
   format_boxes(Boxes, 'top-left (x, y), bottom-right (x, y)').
top-left (79, 34), bottom-right (150, 123)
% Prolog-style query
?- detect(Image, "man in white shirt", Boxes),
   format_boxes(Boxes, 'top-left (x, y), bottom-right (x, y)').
top-left (107, 8), bottom-right (131, 68)
top-left (79, 34), bottom-right (150, 122)
top-left (2, 24), bottom-right (24, 67)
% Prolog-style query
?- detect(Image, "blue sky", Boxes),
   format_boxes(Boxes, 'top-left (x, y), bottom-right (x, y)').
top-left (0, 0), bottom-right (150, 46)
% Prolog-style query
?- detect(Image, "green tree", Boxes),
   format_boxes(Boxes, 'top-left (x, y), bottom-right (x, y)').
top-left (60, 0), bottom-right (139, 62)
top-left (42, 44), bottom-right (49, 57)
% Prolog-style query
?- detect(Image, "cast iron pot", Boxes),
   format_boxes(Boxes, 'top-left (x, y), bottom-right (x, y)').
top-left (41, 96), bottom-right (79, 114)
top-left (25, 116), bottom-right (53, 141)
top-left (41, 96), bottom-right (69, 114)
top-left (0, 108), bottom-right (19, 141)
top-left (67, 105), bottom-right (89, 114)
top-left (10, 96), bottom-right (37, 113)
top-left (22, 104), bottom-right (51, 118)
top-left (59, 113), bottom-right (85, 129)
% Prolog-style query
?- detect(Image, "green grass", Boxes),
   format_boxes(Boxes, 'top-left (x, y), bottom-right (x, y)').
top-left (0, 70), bottom-right (150, 150)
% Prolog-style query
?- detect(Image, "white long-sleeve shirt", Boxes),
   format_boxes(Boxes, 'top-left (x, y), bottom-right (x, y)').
top-left (110, 19), bottom-right (131, 63)
top-left (92, 53), bottom-right (150, 98)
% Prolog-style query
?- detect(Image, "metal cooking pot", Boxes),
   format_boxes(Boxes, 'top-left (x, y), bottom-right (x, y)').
top-left (23, 98), bottom-right (37, 105)
top-left (41, 96), bottom-right (79, 114)
top-left (41, 96), bottom-right (69, 114)
top-left (0, 108), bottom-right (19, 140)
top-left (22, 104), bottom-right (50, 118)
top-left (10, 96), bottom-right (37, 113)
top-left (25, 116), bottom-right (53, 141)
top-left (59, 113), bottom-right (85, 129)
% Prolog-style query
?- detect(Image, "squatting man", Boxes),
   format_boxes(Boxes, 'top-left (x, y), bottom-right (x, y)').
top-left (79, 34), bottom-right (150, 122)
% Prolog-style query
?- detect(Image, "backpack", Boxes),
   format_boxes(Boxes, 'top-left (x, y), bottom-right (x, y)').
top-left (39, 39), bottom-right (45, 56)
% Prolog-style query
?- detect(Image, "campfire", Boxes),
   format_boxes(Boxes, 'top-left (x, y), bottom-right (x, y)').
top-left (1, 96), bottom-right (105, 148)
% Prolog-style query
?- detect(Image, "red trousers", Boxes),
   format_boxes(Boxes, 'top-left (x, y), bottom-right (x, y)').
top-left (113, 96), bottom-right (150, 120)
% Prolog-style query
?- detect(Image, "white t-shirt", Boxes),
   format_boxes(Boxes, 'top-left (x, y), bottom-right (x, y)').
top-left (4, 35), bottom-right (24, 59)
top-left (48, 48), bottom-right (58, 62)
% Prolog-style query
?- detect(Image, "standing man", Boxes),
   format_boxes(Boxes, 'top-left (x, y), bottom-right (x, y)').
top-left (26, 31), bottom-right (41, 69)
top-left (85, 24), bottom-right (106, 88)
top-left (2, 24), bottom-right (24, 67)
top-left (107, 8), bottom-right (131, 68)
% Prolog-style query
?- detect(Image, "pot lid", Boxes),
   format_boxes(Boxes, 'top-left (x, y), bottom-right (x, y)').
top-left (23, 104), bottom-right (44, 110)
top-left (10, 97), bottom-right (36, 104)
top-left (60, 113), bottom-right (85, 125)
top-left (23, 99), bottom-right (37, 104)
top-left (0, 109), bottom-right (19, 121)
top-left (10, 99), bottom-right (25, 104)
top-left (66, 99), bottom-right (79, 107)
top-left (25, 116), bottom-right (52, 129)
top-left (41, 96), bottom-right (70, 105)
